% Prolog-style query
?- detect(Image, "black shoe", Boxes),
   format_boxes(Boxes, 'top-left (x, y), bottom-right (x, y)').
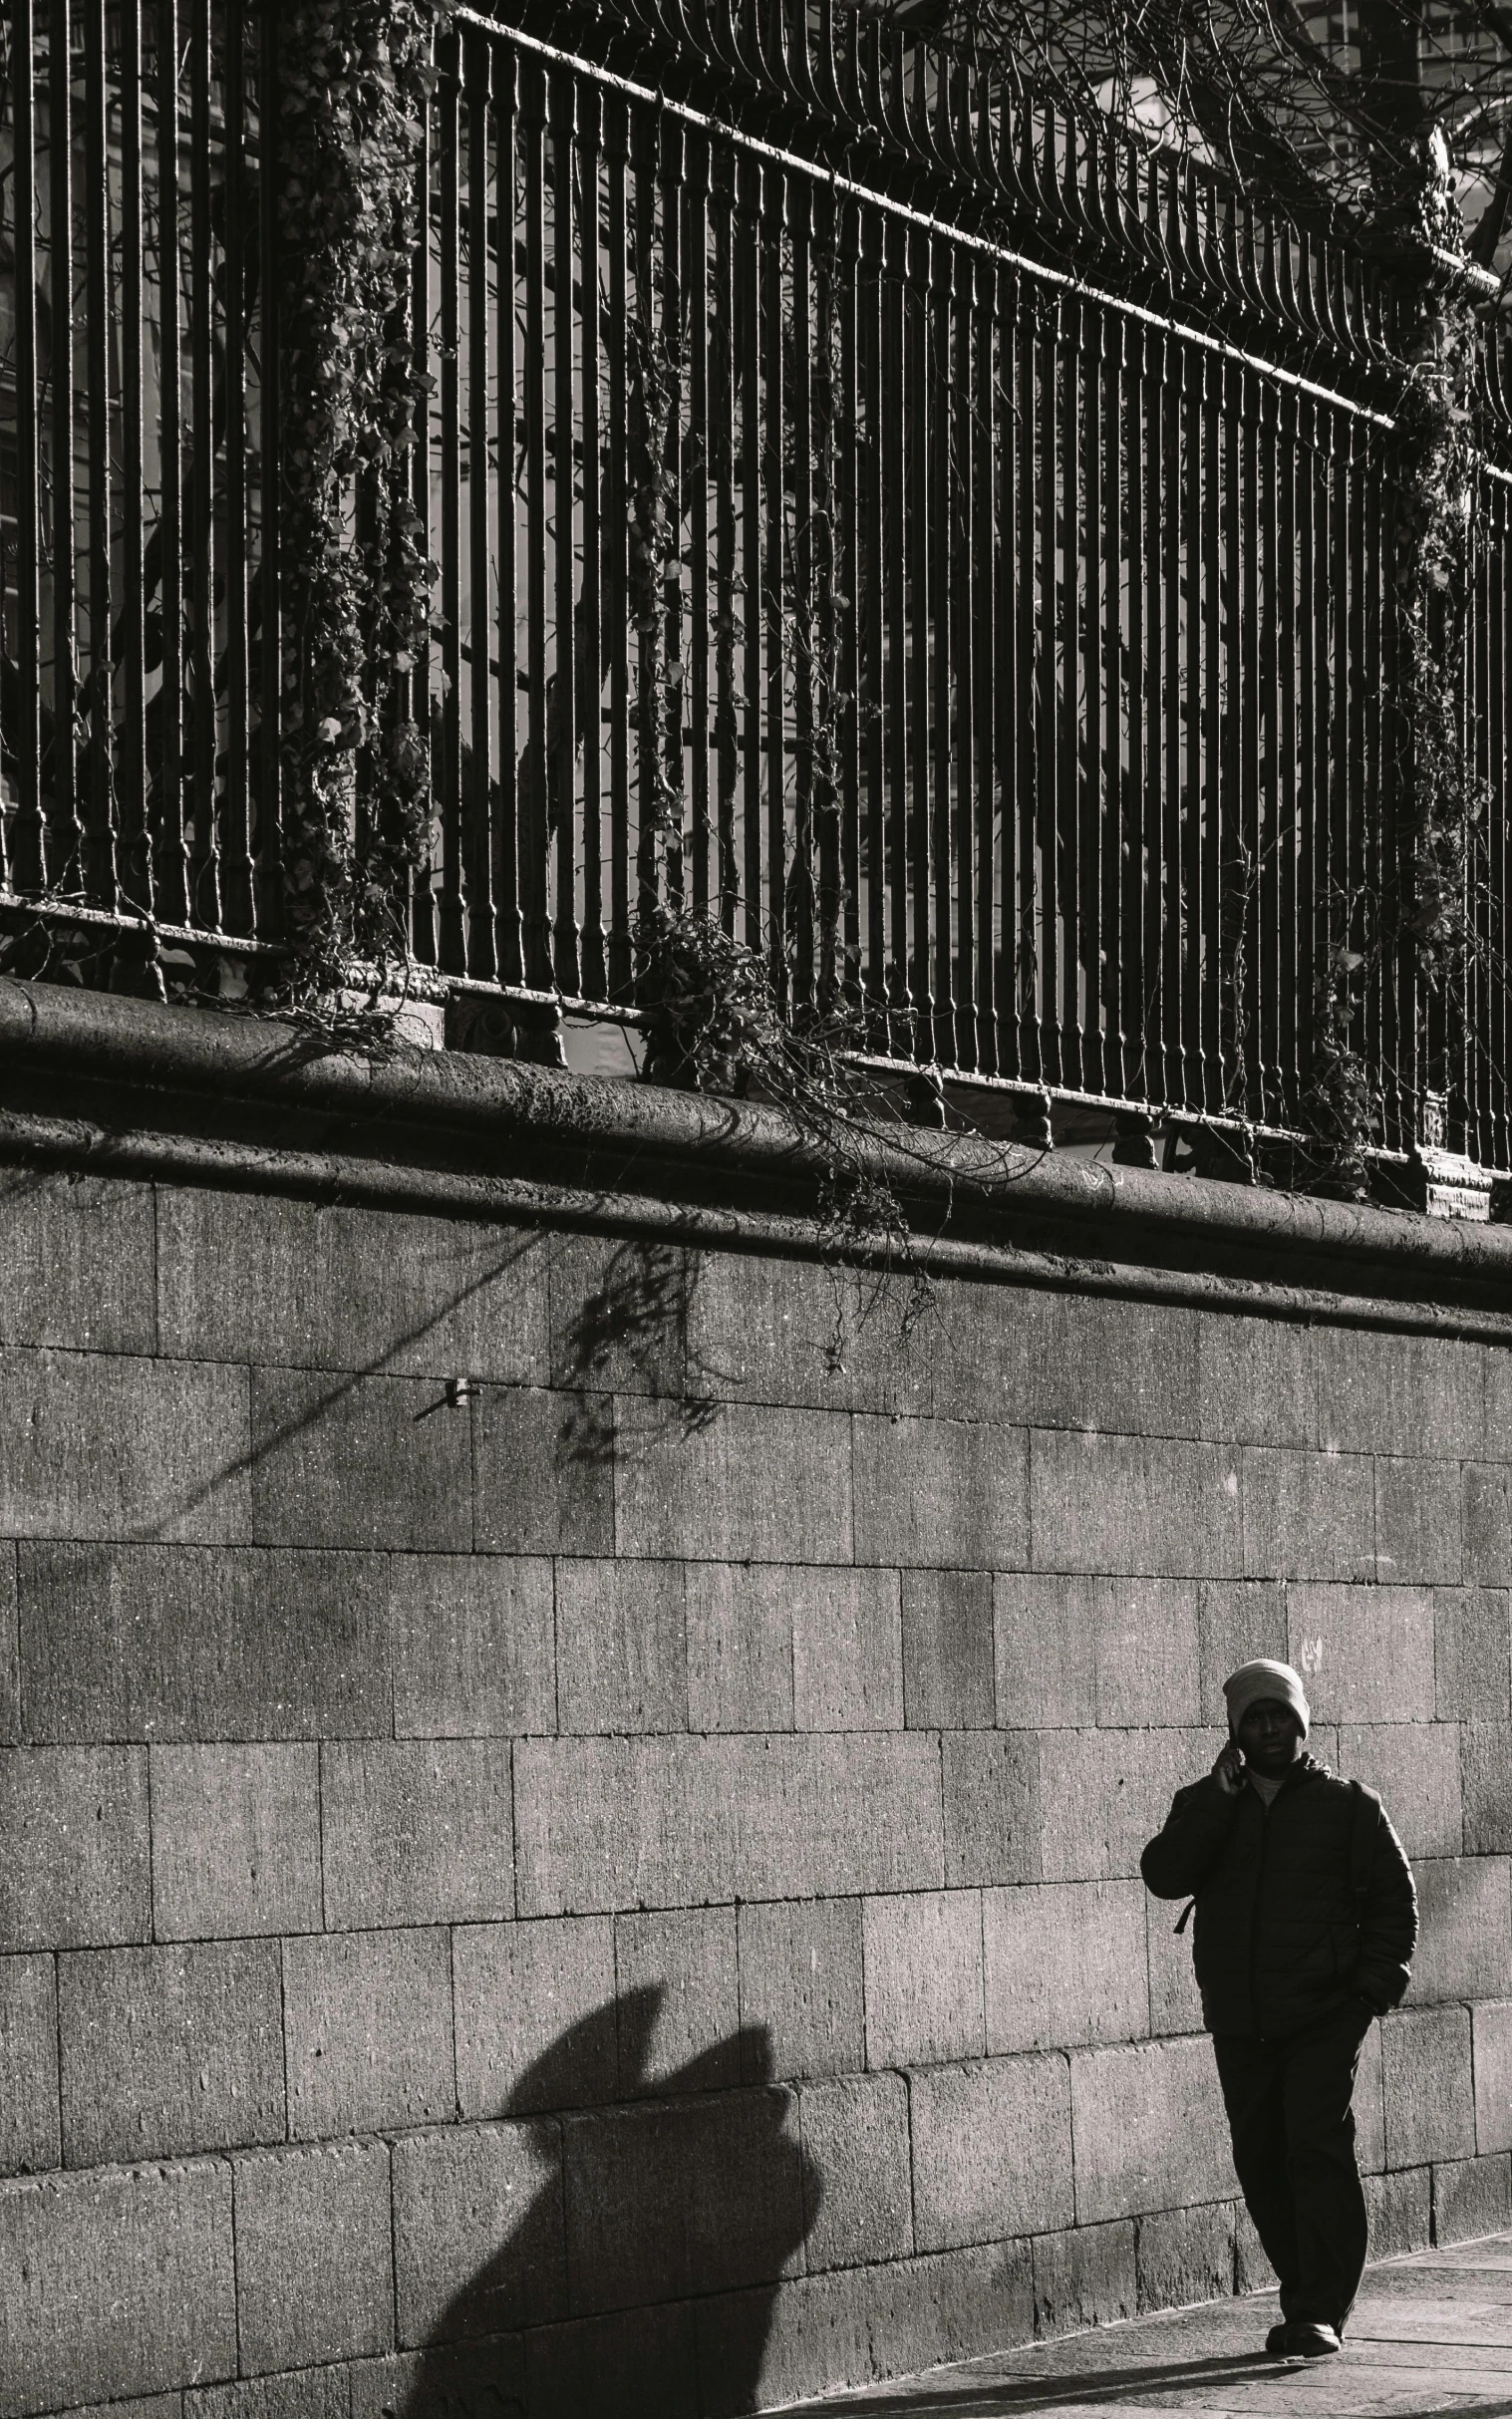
top-left (1285, 2322), bottom-right (1342, 2358)
top-left (1264, 2322), bottom-right (1291, 2356)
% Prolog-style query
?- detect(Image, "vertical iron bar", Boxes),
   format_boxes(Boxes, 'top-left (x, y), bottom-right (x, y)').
top-left (971, 251), bottom-right (996, 1073)
top-left (1436, 448), bottom-right (1463, 1147)
top-left (1488, 484), bottom-right (1507, 1165)
top-left (632, 104), bottom-right (656, 943)
top-left (605, 95), bottom-right (631, 996)
top-left (736, 151), bottom-right (761, 960)
top-left (1238, 363), bottom-right (1261, 1121)
top-left (1313, 405), bottom-right (1337, 1138)
top-left (49, 0), bottom-right (79, 889)
top-left (917, 228), bottom-right (947, 1066)
top-left (1168, 343), bottom-right (1191, 1104)
top-left (408, 30), bottom-right (437, 968)
top-left (577, 81), bottom-right (604, 997)
top-left (1461, 461), bottom-right (1470, 1160)
top-left (1330, 416), bottom-right (1355, 1137)
top-left (813, 185), bottom-right (842, 1012)
top-left (930, 236), bottom-right (955, 1067)
top-left (1492, 488), bottom-right (1509, 1165)
top-left (1347, 422), bottom-right (1370, 1138)
top-left (1140, 329), bottom-right (1164, 1106)
top-left (1274, 385), bottom-right (1298, 1130)
top-left (1471, 488), bottom-right (1489, 1159)
top-left (10, 0), bottom-right (41, 891)
top-left (762, 156), bottom-right (785, 1003)
top-left (949, 238), bottom-right (972, 1069)
top-left (1198, 352), bottom-right (1223, 1111)
top-left (686, 130), bottom-right (712, 933)
top-left (1015, 285), bottom-right (1039, 1081)
top-left (463, 30), bottom-right (495, 977)
top-left (1391, 431), bottom-right (1416, 1155)
top-left (859, 209), bottom-right (885, 1035)
top-left (1123, 321), bottom-right (1148, 1105)
top-left (1297, 394), bottom-right (1320, 1135)
top-left (997, 265), bottom-right (1025, 1081)
top-left (437, 38), bottom-right (463, 972)
top-left (659, 117), bottom-right (685, 924)
top-left (831, 190), bottom-right (856, 1011)
top-left (154, 0), bottom-right (185, 920)
top-left (709, 146), bottom-right (739, 942)
top-left (789, 173), bottom-right (814, 1010)
top-left (219, 0), bottom-right (250, 932)
top-left (835, 195), bottom-right (862, 1014)
top-left (1201, 356), bottom-right (1230, 1115)
top-left (187, 0), bottom-right (218, 924)
top-left (82, 0), bottom-right (114, 906)
top-left (882, 213), bottom-right (908, 1051)
top-left (711, 144), bottom-right (739, 937)
top-left (116, 0), bottom-right (149, 915)
top-left (631, 106), bottom-right (658, 942)
top-left (1100, 312), bottom-right (1123, 1100)
top-left (1055, 293), bottom-right (1079, 1087)
top-left (1361, 418), bottom-right (1384, 1149)
top-left (551, 66), bottom-right (579, 991)
top-left (1079, 300), bottom-right (1104, 1096)
top-left (521, 57), bottom-right (549, 983)
top-left (1381, 436), bottom-right (1405, 1153)
top-left (492, 43), bottom-right (521, 985)
top-left (1035, 289), bottom-right (1061, 1085)
top-left (984, 257), bottom-right (1011, 1078)
top-left (256, 0), bottom-right (281, 939)
top-left (907, 223), bottom-right (932, 1062)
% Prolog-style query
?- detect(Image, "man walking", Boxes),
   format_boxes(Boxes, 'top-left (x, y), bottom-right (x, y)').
top-left (1141, 1658), bottom-right (1417, 2362)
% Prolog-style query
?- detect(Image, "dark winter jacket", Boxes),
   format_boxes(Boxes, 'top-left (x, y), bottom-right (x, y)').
top-left (1141, 1754), bottom-right (1417, 2038)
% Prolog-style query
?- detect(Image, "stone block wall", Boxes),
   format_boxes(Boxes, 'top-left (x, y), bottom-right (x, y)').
top-left (0, 1170), bottom-right (1509, 2416)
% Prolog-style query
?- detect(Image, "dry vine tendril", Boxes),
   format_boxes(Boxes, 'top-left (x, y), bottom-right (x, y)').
top-left (273, 0), bottom-right (449, 1005)
top-left (636, 905), bottom-right (930, 1278)
top-left (635, 905), bottom-right (1067, 1357)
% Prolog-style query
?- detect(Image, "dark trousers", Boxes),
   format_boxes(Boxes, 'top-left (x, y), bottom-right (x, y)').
top-left (1212, 2002), bottom-right (1371, 2334)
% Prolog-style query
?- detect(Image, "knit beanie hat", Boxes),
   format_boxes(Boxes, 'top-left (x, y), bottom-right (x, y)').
top-left (1223, 1658), bottom-right (1310, 1740)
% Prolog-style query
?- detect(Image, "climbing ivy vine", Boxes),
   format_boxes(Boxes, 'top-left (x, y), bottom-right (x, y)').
top-left (272, 0), bottom-right (448, 1001)
top-left (1302, 275), bottom-right (1489, 1193)
top-left (1395, 296), bottom-right (1486, 973)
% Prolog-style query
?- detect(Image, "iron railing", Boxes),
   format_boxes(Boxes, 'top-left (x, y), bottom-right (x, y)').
top-left (0, 1), bottom-right (1509, 1167)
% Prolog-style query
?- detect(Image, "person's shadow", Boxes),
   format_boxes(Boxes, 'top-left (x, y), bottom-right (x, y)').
top-left (396, 1985), bottom-right (819, 2419)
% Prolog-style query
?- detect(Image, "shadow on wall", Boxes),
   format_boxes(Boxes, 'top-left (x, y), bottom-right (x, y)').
top-left (398, 1986), bottom-right (820, 2419)
top-left (557, 1238), bottom-right (726, 1469)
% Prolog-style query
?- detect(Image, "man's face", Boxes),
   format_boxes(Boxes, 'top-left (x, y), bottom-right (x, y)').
top-left (1235, 1697), bottom-right (1304, 1774)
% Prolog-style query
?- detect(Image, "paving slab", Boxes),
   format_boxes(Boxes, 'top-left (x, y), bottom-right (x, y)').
top-left (775, 2233), bottom-right (1512, 2416)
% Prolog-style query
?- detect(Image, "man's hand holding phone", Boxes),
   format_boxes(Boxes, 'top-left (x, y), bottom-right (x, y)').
top-left (1212, 1740), bottom-right (1246, 1797)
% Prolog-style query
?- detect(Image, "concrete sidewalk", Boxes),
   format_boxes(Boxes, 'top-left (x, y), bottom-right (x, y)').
top-left (776, 2236), bottom-right (1512, 2416)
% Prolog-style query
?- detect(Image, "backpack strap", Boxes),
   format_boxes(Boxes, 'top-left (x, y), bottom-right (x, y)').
top-left (1350, 1780), bottom-right (1382, 1925)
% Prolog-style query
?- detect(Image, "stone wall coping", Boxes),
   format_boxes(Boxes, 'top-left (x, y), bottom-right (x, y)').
top-left (1, 978), bottom-right (1510, 1336)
